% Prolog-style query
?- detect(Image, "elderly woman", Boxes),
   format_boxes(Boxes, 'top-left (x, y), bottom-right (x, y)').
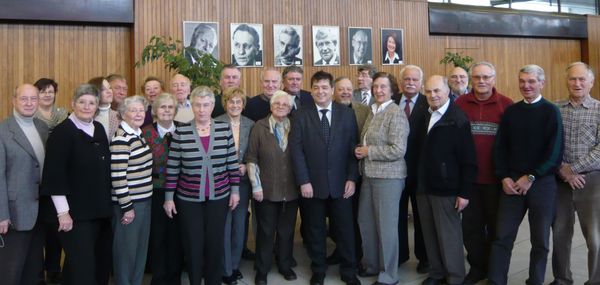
top-left (110, 95), bottom-right (153, 285)
top-left (41, 84), bottom-right (113, 285)
top-left (141, 76), bottom-right (164, 126)
top-left (164, 86), bottom-right (240, 285)
top-left (140, 92), bottom-right (184, 284)
top-left (246, 91), bottom-right (299, 285)
top-left (34, 78), bottom-right (68, 130)
top-left (89, 76), bottom-right (120, 140)
top-left (215, 87), bottom-right (255, 285)
top-left (355, 72), bottom-right (409, 285)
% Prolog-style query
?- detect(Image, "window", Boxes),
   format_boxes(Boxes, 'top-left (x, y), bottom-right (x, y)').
top-left (428, 0), bottom-right (598, 15)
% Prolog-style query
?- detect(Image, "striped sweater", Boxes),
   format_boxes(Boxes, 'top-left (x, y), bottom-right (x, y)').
top-left (165, 120), bottom-right (240, 202)
top-left (110, 123), bottom-right (153, 212)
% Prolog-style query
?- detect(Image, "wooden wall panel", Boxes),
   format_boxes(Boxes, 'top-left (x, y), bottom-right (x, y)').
top-left (0, 24), bottom-right (131, 120)
top-left (133, 0), bottom-right (580, 104)
top-left (585, 15), bottom-right (600, 99)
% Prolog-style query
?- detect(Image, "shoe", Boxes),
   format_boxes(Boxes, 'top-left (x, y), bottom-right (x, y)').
top-left (358, 266), bottom-right (378, 277)
top-left (278, 269), bottom-right (297, 281)
top-left (342, 275), bottom-right (362, 285)
top-left (417, 261), bottom-right (431, 274)
top-left (327, 250), bottom-right (341, 265)
top-left (463, 272), bottom-right (485, 284)
top-left (310, 273), bottom-right (326, 285)
top-left (222, 274), bottom-right (238, 285)
top-left (242, 248), bottom-right (255, 260)
top-left (46, 272), bottom-right (62, 284)
top-left (254, 274), bottom-right (267, 285)
top-left (422, 277), bottom-right (444, 285)
top-left (233, 269), bottom-right (243, 280)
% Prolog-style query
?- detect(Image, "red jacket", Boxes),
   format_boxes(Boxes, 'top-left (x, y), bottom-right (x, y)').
top-left (455, 88), bottom-right (513, 184)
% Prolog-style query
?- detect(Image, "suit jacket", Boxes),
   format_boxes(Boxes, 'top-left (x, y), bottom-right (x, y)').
top-left (393, 93), bottom-right (429, 187)
top-left (352, 89), bottom-right (375, 106)
top-left (315, 55), bottom-right (340, 66)
top-left (0, 116), bottom-right (49, 231)
top-left (214, 114), bottom-right (255, 163)
top-left (351, 103), bottom-right (370, 137)
top-left (290, 102), bottom-right (359, 199)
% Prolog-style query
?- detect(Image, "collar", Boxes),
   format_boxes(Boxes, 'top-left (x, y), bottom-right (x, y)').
top-left (559, 94), bottom-right (594, 109)
top-left (523, 94), bottom-right (543, 104)
top-left (384, 52), bottom-right (398, 61)
top-left (13, 109), bottom-right (34, 125)
top-left (371, 99), bottom-right (394, 114)
top-left (99, 104), bottom-right (111, 111)
top-left (157, 121), bottom-right (175, 137)
top-left (316, 101), bottom-right (333, 112)
top-left (178, 99), bottom-right (191, 108)
top-left (400, 93), bottom-right (418, 104)
top-left (120, 121), bottom-right (142, 136)
top-left (428, 99), bottom-right (450, 115)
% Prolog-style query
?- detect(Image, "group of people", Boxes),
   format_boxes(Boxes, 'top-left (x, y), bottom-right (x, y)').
top-left (0, 60), bottom-right (598, 285)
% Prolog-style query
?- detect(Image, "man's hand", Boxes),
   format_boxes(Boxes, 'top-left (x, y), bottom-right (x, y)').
top-left (501, 178), bottom-right (519, 195)
top-left (300, 183), bottom-right (314, 198)
top-left (567, 174), bottom-right (586, 190)
top-left (58, 213), bottom-right (73, 232)
top-left (558, 164), bottom-right (575, 181)
top-left (455, 197), bottom-right (469, 212)
top-left (515, 175), bottom-right (533, 195)
top-left (343, 181), bottom-right (356, 199)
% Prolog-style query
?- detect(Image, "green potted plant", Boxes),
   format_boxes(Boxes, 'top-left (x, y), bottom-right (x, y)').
top-left (135, 36), bottom-right (224, 90)
top-left (439, 51), bottom-right (474, 71)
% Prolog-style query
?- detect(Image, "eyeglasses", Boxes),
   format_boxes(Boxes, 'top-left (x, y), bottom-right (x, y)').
top-left (471, 75), bottom-right (495, 81)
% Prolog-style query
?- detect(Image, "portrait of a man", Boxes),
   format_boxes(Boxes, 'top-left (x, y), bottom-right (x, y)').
top-left (274, 24), bottom-right (303, 66)
top-left (312, 26), bottom-right (340, 66)
top-left (183, 21), bottom-right (219, 64)
top-left (381, 28), bottom-right (404, 65)
top-left (230, 23), bottom-right (264, 67)
top-left (348, 27), bottom-right (372, 65)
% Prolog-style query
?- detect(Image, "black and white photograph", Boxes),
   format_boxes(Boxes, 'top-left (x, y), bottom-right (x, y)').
top-left (381, 28), bottom-right (404, 65)
top-left (183, 21), bottom-right (219, 64)
top-left (348, 27), bottom-right (373, 65)
top-left (273, 24), bottom-right (303, 66)
top-left (312, 25), bottom-right (340, 66)
top-left (230, 23), bottom-right (264, 67)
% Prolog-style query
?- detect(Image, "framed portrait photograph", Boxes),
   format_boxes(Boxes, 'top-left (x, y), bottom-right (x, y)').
top-left (348, 27), bottom-right (373, 65)
top-left (312, 26), bottom-right (340, 66)
top-left (182, 21), bottom-right (219, 64)
top-left (230, 23), bottom-right (264, 67)
top-left (273, 24), bottom-right (303, 67)
top-left (381, 28), bottom-right (404, 65)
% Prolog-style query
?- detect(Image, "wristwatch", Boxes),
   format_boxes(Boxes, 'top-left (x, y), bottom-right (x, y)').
top-left (527, 174), bottom-right (536, 182)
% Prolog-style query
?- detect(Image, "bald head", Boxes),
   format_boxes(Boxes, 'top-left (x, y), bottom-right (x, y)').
top-left (261, 68), bottom-right (282, 98)
top-left (424, 75), bottom-right (450, 111)
top-left (13, 84), bottom-right (39, 117)
top-left (170, 74), bottom-right (192, 103)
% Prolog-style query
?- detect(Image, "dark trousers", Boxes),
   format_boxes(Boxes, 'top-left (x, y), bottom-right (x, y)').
top-left (59, 218), bottom-right (112, 285)
top-left (150, 191), bottom-right (183, 285)
top-left (398, 180), bottom-right (427, 263)
top-left (488, 176), bottom-right (556, 285)
top-left (43, 220), bottom-right (62, 274)
top-left (329, 178), bottom-right (363, 262)
top-left (300, 196), bottom-right (357, 279)
top-left (0, 223), bottom-right (44, 285)
top-left (462, 183), bottom-right (500, 278)
top-left (177, 197), bottom-right (228, 285)
top-left (255, 199), bottom-right (298, 276)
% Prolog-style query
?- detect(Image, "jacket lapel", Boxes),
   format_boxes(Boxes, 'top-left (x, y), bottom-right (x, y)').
top-left (8, 117), bottom-right (37, 161)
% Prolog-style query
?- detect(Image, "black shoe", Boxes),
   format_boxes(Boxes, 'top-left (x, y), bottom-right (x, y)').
top-left (242, 248), bottom-right (255, 260)
top-left (422, 277), bottom-right (445, 285)
top-left (464, 272), bottom-right (486, 285)
top-left (278, 268), bottom-right (297, 281)
top-left (310, 273), bottom-right (326, 285)
top-left (417, 261), bottom-right (431, 274)
top-left (233, 269), bottom-right (243, 280)
top-left (358, 266), bottom-right (378, 278)
top-left (254, 274), bottom-right (267, 285)
top-left (342, 275), bottom-right (362, 285)
top-left (46, 272), bottom-right (62, 284)
top-left (222, 274), bottom-right (238, 285)
top-left (326, 251), bottom-right (342, 265)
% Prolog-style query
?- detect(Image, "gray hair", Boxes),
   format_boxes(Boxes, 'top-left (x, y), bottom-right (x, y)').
top-left (519, 64), bottom-right (545, 82)
top-left (73, 84), bottom-right (100, 104)
top-left (270, 90), bottom-right (294, 106)
top-left (117, 95), bottom-right (148, 118)
top-left (189, 86), bottom-right (215, 104)
top-left (400, 65), bottom-right (424, 81)
top-left (470, 61), bottom-right (496, 76)
top-left (566, 61), bottom-right (595, 80)
top-left (151, 92), bottom-right (179, 119)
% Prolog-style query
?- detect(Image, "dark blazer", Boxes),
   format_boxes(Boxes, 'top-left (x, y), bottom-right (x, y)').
top-left (394, 93), bottom-right (429, 186)
top-left (315, 55), bottom-right (340, 66)
top-left (211, 93), bottom-right (226, 118)
top-left (214, 114), bottom-right (254, 163)
top-left (290, 102), bottom-right (359, 199)
top-left (417, 102), bottom-right (477, 199)
top-left (0, 116), bottom-right (49, 231)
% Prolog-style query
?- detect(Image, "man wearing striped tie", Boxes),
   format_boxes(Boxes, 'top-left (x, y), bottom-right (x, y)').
top-left (352, 64), bottom-right (377, 106)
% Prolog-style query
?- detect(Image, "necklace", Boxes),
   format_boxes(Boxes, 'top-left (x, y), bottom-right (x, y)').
top-left (230, 120), bottom-right (240, 127)
top-left (196, 123), bottom-right (211, 132)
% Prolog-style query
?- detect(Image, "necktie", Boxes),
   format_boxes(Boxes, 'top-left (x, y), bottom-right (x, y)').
top-left (404, 99), bottom-right (411, 118)
top-left (273, 124), bottom-right (283, 150)
top-left (320, 109), bottom-right (330, 145)
top-left (164, 132), bottom-right (173, 148)
top-left (361, 92), bottom-right (369, 105)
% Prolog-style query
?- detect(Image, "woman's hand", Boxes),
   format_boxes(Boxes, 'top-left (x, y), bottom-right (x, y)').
top-left (253, 191), bottom-right (264, 202)
top-left (58, 212), bottom-right (73, 232)
top-left (229, 193), bottom-right (240, 210)
top-left (355, 146), bottom-right (369, 159)
top-left (239, 164), bottom-right (247, 176)
top-left (163, 201), bottom-right (177, 219)
top-left (121, 209), bottom-right (135, 225)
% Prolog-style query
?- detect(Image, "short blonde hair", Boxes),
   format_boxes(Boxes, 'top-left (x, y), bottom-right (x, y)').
top-left (222, 87), bottom-right (247, 111)
top-left (151, 92), bottom-right (178, 119)
top-left (189, 86), bottom-right (215, 103)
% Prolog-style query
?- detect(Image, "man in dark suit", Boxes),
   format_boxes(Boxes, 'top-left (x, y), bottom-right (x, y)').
top-left (282, 65), bottom-right (314, 112)
top-left (392, 64), bottom-right (430, 273)
top-left (290, 71), bottom-right (361, 285)
top-left (0, 84), bottom-right (48, 285)
top-left (352, 64), bottom-right (377, 106)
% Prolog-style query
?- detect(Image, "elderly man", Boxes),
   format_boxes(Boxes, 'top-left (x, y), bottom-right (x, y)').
top-left (393, 65), bottom-right (430, 273)
top-left (185, 23), bottom-right (218, 64)
top-left (275, 26), bottom-right (302, 66)
top-left (551, 62), bottom-right (600, 285)
top-left (242, 68), bottom-right (282, 122)
top-left (454, 62), bottom-right (513, 284)
top-left (282, 66), bottom-right (313, 112)
top-left (489, 65), bottom-right (563, 285)
top-left (350, 30), bottom-right (371, 65)
top-left (0, 84), bottom-right (49, 285)
top-left (231, 24), bottom-right (262, 67)
top-left (352, 64), bottom-right (376, 106)
top-left (212, 64), bottom-right (242, 118)
top-left (448, 67), bottom-right (469, 101)
top-left (417, 75), bottom-right (477, 285)
top-left (171, 74), bottom-right (194, 123)
top-left (108, 74), bottom-right (128, 110)
top-left (314, 28), bottom-right (340, 66)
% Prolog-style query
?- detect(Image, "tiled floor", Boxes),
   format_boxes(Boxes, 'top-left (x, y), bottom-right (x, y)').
top-left (136, 212), bottom-right (589, 285)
